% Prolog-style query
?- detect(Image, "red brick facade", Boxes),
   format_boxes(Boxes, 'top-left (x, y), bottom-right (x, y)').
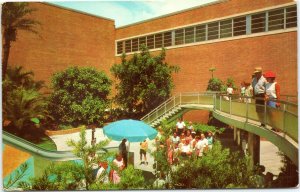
top-left (5, 1), bottom-right (297, 122)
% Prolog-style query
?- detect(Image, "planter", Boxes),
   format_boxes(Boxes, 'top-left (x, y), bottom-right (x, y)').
top-left (45, 125), bottom-right (85, 136)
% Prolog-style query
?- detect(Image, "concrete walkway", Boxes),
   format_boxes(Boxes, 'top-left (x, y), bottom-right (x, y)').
top-left (49, 128), bottom-right (155, 172)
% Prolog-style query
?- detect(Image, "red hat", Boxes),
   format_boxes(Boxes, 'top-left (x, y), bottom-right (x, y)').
top-left (264, 71), bottom-right (276, 78)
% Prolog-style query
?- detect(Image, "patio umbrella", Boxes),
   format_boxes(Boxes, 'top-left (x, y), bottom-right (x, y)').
top-left (103, 119), bottom-right (157, 142)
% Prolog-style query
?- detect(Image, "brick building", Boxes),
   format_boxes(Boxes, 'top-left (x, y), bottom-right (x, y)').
top-left (6, 0), bottom-right (297, 122)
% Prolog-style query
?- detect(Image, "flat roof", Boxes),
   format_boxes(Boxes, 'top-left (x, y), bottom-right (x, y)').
top-left (117, 0), bottom-right (228, 29)
top-left (44, 2), bottom-right (115, 22)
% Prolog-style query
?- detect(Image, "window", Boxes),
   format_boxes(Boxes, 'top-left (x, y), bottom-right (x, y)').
top-left (147, 35), bottom-right (154, 49)
top-left (185, 27), bottom-right (195, 44)
top-left (233, 17), bottom-right (246, 36)
top-left (286, 6), bottom-right (297, 28)
top-left (155, 33), bottom-right (163, 48)
top-left (251, 13), bottom-right (266, 33)
top-left (207, 22), bottom-right (219, 40)
top-left (220, 19), bottom-right (232, 38)
top-left (125, 40), bottom-right (131, 53)
top-left (175, 29), bottom-right (184, 45)
top-left (195, 25), bottom-right (206, 42)
top-left (268, 9), bottom-right (284, 31)
top-left (132, 38), bottom-right (138, 52)
top-left (163, 31), bottom-right (172, 47)
top-left (117, 41), bottom-right (123, 54)
top-left (139, 37), bottom-right (146, 50)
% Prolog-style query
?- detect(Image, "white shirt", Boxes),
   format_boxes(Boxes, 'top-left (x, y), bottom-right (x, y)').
top-left (266, 82), bottom-right (277, 99)
top-left (253, 76), bottom-right (267, 95)
top-left (171, 136), bottom-right (180, 144)
top-left (181, 144), bottom-right (191, 153)
top-left (96, 167), bottom-right (109, 183)
top-left (176, 121), bottom-right (186, 129)
top-left (113, 159), bottom-right (124, 168)
top-left (196, 139), bottom-right (208, 156)
top-left (227, 87), bottom-right (233, 94)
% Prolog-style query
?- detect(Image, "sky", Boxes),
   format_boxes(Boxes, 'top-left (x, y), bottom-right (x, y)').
top-left (50, 0), bottom-right (218, 27)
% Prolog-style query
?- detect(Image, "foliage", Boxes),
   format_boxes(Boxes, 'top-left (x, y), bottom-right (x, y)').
top-left (3, 87), bottom-right (52, 130)
top-left (222, 77), bottom-right (237, 91)
top-left (49, 66), bottom-right (111, 127)
top-left (119, 165), bottom-right (145, 189)
top-left (67, 127), bottom-right (110, 190)
top-left (206, 78), bottom-right (224, 92)
top-left (111, 45), bottom-right (179, 119)
top-left (192, 123), bottom-right (225, 134)
top-left (170, 141), bottom-right (254, 189)
top-left (2, 2), bottom-right (40, 78)
top-left (4, 162), bottom-right (29, 190)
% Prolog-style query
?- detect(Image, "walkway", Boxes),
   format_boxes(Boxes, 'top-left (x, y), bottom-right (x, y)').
top-left (49, 128), bottom-right (155, 173)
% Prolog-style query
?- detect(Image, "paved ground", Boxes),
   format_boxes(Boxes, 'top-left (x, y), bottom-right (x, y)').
top-left (260, 140), bottom-right (283, 176)
top-left (50, 128), bottom-right (156, 172)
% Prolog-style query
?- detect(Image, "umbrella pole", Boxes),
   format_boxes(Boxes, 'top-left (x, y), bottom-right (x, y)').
top-left (128, 142), bottom-right (130, 167)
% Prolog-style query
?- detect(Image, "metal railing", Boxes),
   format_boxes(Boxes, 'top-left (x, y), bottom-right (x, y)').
top-left (141, 92), bottom-right (298, 143)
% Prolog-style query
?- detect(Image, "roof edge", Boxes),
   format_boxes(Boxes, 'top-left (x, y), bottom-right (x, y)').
top-left (116, 0), bottom-right (228, 29)
top-left (43, 2), bottom-right (115, 22)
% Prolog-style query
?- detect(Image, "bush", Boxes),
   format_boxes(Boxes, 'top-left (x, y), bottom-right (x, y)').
top-left (49, 67), bottom-right (111, 127)
top-left (206, 78), bottom-right (224, 92)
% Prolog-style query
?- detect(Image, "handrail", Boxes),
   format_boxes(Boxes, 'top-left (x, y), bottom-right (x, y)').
top-left (3, 131), bottom-right (109, 161)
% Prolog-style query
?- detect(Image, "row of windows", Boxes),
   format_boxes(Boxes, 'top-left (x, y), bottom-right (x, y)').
top-left (116, 6), bottom-right (297, 54)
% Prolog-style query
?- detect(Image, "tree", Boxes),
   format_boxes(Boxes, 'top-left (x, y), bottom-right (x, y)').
top-left (206, 77), bottom-right (224, 92)
top-left (2, 2), bottom-right (40, 78)
top-left (67, 127), bottom-right (110, 190)
top-left (3, 87), bottom-right (51, 131)
top-left (49, 67), bottom-right (111, 127)
top-left (111, 45), bottom-right (179, 119)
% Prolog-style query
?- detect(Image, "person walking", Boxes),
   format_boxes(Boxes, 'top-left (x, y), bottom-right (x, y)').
top-left (252, 67), bottom-right (267, 127)
top-left (118, 139), bottom-right (128, 168)
top-left (140, 139), bottom-right (148, 165)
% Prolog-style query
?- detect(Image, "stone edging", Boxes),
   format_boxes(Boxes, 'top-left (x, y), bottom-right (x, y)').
top-left (45, 126), bottom-right (85, 136)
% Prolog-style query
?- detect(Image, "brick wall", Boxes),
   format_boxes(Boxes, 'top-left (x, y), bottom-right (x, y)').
top-left (7, 3), bottom-right (116, 91)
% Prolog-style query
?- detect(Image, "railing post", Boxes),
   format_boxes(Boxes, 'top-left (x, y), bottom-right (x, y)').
top-left (180, 93), bottom-right (182, 104)
top-left (198, 94), bottom-right (200, 104)
top-left (229, 96), bottom-right (232, 116)
top-left (220, 95), bottom-right (222, 111)
top-left (174, 96), bottom-right (175, 107)
top-left (213, 94), bottom-right (216, 110)
top-left (246, 101), bottom-right (249, 123)
top-left (283, 103), bottom-right (286, 138)
top-left (164, 102), bottom-right (167, 114)
top-left (264, 99), bottom-right (267, 126)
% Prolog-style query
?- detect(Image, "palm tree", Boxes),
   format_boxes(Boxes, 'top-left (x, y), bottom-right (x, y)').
top-left (3, 87), bottom-right (51, 130)
top-left (2, 2), bottom-right (40, 79)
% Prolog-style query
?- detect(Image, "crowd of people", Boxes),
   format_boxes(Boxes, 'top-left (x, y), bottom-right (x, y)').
top-left (156, 118), bottom-right (214, 165)
top-left (225, 67), bottom-right (281, 131)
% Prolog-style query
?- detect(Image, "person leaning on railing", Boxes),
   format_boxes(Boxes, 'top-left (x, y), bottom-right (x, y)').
top-left (252, 67), bottom-right (267, 127)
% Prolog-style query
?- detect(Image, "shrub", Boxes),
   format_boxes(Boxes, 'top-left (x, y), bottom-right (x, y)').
top-left (206, 78), bottom-right (224, 92)
top-left (49, 67), bottom-right (111, 127)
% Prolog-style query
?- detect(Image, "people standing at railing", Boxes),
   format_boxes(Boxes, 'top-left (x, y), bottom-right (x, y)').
top-left (224, 83), bottom-right (234, 100)
top-left (176, 118), bottom-right (186, 135)
top-left (252, 67), bottom-right (267, 127)
top-left (244, 82), bottom-right (253, 103)
top-left (239, 81), bottom-right (246, 102)
top-left (264, 71), bottom-right (280, 108)
top-left (265, 71), bottom-right (281, 132)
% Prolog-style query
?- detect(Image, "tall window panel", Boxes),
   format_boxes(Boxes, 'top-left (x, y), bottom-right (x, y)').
top-left (175, 29), bottom-right (184, 45)
top-left (185, 27), bottom-right (195, 44)
top-left (132, 38), bottom-right (138, 52)
top-left (251, 12), bottom-right (266, 33)
top-left (268, 9), bottom-right (284, 31)
top-left (207, 22), bottom-right (219, 40)
top-left (155, 33), bottom-right (163, 48)
top-left (139, 37), bottom-right (146, 50)
top-left (286, 6), bottom-right (297, 28)
top-left (147, 35), bottom-right (154, 49)
top-left (233, 17), bottom-right (246, 36)
top-left (125, 40), bottom-right (131, 53)
top-left (163, 31), bottom-right (172, 47)
top-left (195, 25), bottom-right (206, 42)
top-left (117, 41), bottom-right (123, 54)
top-left (220, 19), bottom-right (232, 38)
